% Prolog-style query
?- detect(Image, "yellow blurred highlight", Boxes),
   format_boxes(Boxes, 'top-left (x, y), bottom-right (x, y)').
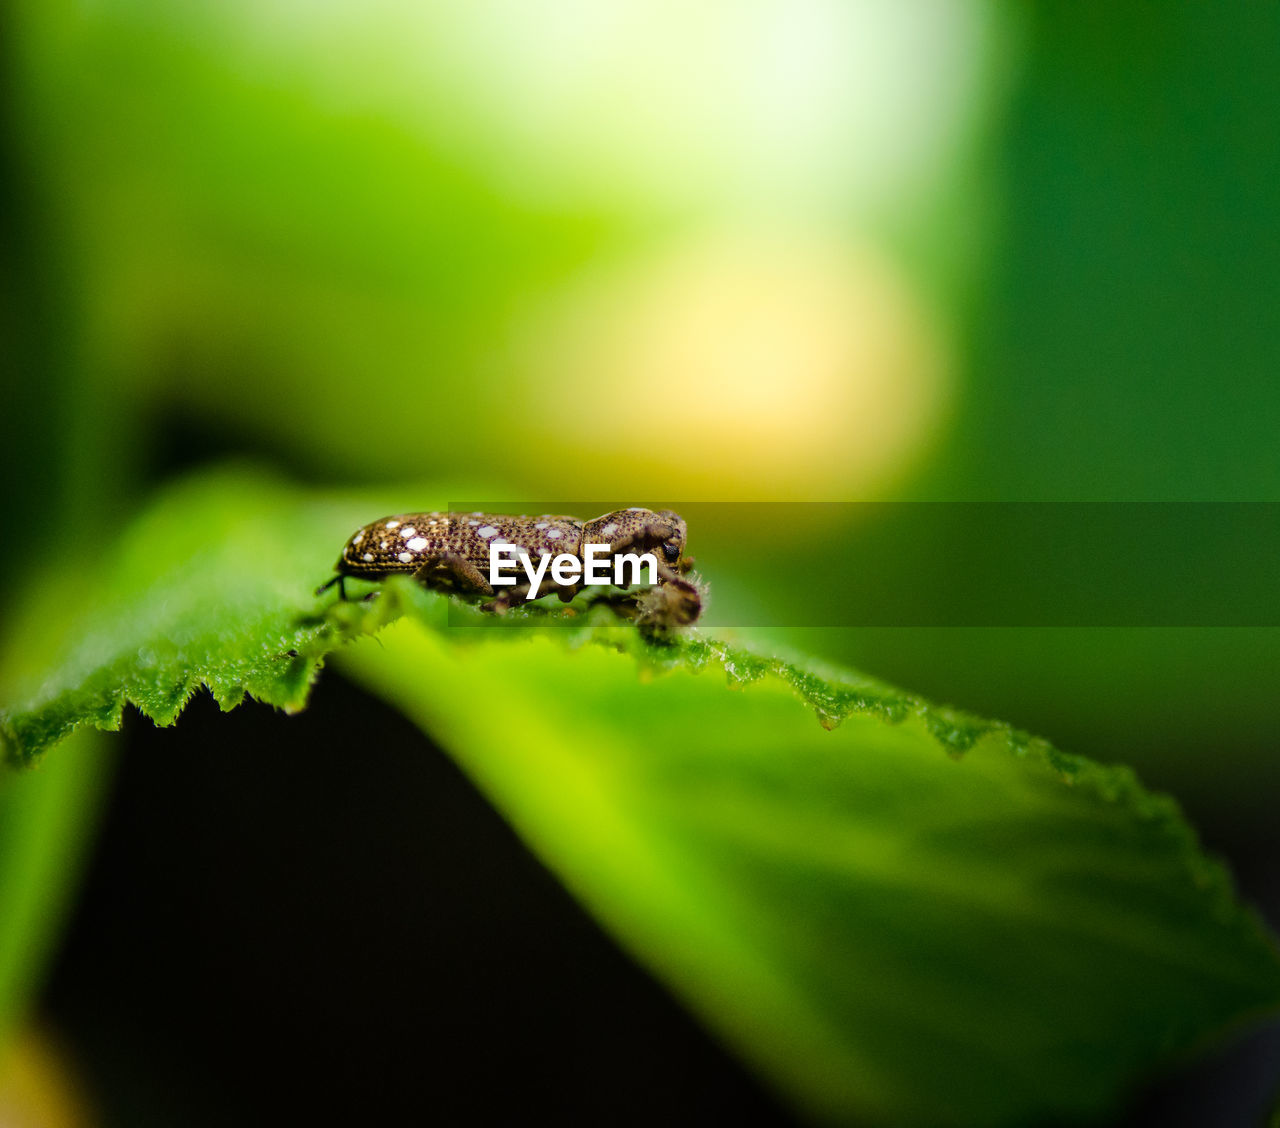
top-left (0, 1026), bottom-right (93, 1128)
top-left (513, 230), bottom-right (950, 499)
top-left (231, 0), bottom-right (994, 216)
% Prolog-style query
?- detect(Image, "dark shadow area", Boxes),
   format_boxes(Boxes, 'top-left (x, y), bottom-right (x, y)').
top-left (40, 674), bottom-right (798, 1127)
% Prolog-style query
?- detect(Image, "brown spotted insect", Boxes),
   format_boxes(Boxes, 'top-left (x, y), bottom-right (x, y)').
top-left (315, 508), bottom-right (703, 635)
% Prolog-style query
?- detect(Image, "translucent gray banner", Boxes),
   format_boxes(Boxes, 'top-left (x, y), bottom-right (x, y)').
top-left (443, 502), bottom-right (1280, 628)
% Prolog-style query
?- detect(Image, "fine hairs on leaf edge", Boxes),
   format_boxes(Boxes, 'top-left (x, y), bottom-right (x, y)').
top-left (0, 580), bottom-right (1270, 883)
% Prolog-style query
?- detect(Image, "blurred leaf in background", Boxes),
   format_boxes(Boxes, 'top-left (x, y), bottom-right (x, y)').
top-left (810, 4), bottom-right (1280, 834)
top-left (8, 0), bottom-right (1004, 503)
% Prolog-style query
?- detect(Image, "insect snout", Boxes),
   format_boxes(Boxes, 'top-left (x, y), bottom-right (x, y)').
top-left (652, 510), bottom-right (689, 571)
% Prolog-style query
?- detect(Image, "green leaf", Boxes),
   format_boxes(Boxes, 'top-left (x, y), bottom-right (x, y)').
top-left (338, 623), bottom-right (1280, 1126)
top-left (3, 465), bottom-right (1278, 1126)
top-left (0, 466), bottom-right (401, 763)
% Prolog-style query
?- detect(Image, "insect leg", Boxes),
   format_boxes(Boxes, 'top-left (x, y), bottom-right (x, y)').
top-left (650, 567), bottom-right (703, 626)
top-left (581, 564), bottom-right (703, 637)
top-left (412, 552), bottom-right (494, 597)
top-left (314, 574), bottom-right (347, 600)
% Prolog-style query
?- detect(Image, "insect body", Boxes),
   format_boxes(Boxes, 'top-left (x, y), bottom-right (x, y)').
top-left (316, 508), bottom-right (702, 634)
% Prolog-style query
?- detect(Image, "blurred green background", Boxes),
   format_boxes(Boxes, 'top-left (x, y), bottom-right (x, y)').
top-left (2, 1), bottom-right (1278, 1124)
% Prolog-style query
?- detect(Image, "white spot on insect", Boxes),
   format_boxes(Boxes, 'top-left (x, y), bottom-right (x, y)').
top-left (535, 522), bottom-right (549, 529)
top-left (599, 522), bottom-right (618, 537)
top-left (362, 552), bottom-right (374, 562)
top-left (427, 518), bottom-right (438, 525)
top-left (353, 532), bottom-right (364, 545)
top-left (546, 529), bottom-right (563, 539)
top-left (477, 525), bottom-right (499, 538)
top-left (380, 539), bottom-right (389, 548)
top-left (398, 551), bottom-right (413, 563)
top-left (399, 526), bottom-right (416, 538)
top-left (406, 537), bottom-right (427, 551)
top-left (627, 507), bottom-right (646, 512)
top-left (472, 511), bottom-right (483, 516)
top-left (386, 520), bottom-right (400, 530)
top-left (468, 519), bottom-right (479, 526)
